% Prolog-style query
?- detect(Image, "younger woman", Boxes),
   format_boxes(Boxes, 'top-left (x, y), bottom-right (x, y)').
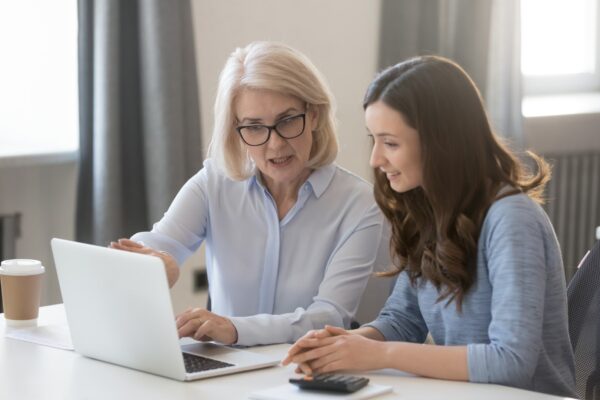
top-left (283, 56), bottom-right (576, 397)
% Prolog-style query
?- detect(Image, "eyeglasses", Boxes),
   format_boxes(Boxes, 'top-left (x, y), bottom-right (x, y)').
top-left (236, 113), bottom-right (306, 146)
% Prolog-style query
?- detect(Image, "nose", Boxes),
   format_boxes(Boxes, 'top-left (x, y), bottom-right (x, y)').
top-left (265, 128), bottom-right (288, 149)
top-left (369, 143), bottom-right (384, 169)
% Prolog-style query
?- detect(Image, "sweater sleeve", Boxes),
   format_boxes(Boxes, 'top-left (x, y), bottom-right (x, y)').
top-left (364, 272), bottom-right (428, 343)
top-left (467, 197), bottom-right (551, 389)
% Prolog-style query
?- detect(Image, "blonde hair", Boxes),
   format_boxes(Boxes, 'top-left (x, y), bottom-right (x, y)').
top-left (207, 41), bottom-right (338, 180)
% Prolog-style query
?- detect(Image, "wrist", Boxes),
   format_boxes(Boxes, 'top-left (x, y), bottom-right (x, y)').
top-left (374, 340), bottom-right (392, 369)
top-left (231, 323), bottom-right (239, 344)
top-left (355, 326), bottom-right (385, 341)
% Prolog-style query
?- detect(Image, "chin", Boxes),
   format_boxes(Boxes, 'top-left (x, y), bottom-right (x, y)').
top-left (264, 167), bottom-right (301, 183)
top-left (390, 182), bottom-right (418, 194)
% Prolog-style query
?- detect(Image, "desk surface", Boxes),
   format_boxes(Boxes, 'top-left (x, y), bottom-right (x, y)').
top-left (1, 305), bottom-right (574, 400)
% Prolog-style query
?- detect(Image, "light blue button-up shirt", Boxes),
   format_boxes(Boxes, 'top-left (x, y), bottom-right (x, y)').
top-left (132, 159), bottom-right (390, 345)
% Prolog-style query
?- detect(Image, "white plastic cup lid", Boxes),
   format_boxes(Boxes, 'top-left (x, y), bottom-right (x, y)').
top-left (0, 259), bottom-right (45, 276)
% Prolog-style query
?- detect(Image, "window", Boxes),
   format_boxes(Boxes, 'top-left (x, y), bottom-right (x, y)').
top-left (0, 1), bottom-right (78, 160)
top-left (521, 0), bottom-right (600, 95)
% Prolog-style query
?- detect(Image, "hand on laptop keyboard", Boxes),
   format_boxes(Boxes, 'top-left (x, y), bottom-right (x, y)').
top-left (176, 308), bottom-right (239, 345)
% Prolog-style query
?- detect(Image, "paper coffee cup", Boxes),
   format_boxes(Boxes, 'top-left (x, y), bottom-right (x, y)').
top-left (0, 259), bottom-right (45, 327)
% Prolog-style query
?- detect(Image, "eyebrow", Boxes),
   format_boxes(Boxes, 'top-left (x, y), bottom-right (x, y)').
top-left (238, 107), bottom-right (302, 125)
top-left (366, 131), bottom-right (397, 139)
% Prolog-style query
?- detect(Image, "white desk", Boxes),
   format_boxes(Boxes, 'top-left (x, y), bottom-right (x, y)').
top-left (1, 305), bottom-right (574, 400)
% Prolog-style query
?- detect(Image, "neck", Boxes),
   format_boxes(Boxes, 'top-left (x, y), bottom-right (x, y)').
top-left (261, 168), bottom-right (312, 218)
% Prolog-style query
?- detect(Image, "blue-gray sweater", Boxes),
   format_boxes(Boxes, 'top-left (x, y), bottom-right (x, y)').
top-left (366, 193), bottom-right (576, 397)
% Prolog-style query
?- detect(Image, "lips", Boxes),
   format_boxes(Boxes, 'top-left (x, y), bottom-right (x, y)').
top-left (270, 156), bottom-right (293, 165)
top-left (384, 171), bottom-right (400, 180)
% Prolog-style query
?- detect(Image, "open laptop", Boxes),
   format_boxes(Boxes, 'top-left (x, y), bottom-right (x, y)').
top-left (51, 238), bottom-right (280, 381)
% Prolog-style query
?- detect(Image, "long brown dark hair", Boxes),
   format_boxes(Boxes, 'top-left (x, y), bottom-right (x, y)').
top-left (366, 56), bottom-right (550, 310)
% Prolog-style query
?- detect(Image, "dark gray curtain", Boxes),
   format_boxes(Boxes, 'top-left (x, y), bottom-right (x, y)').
top-left (0, 213), bottom-right (21, 313)
top-left (379, 0), bottom-right (523, 146)
top-left (77, 0), bottom-right (202, 245)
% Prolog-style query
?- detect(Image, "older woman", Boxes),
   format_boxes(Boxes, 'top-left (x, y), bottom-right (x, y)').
top-left (111, 41), bottom-right (389, 346)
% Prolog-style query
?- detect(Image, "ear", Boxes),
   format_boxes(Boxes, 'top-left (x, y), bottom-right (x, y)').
top-left (308, 104), bottom-right (319, 128)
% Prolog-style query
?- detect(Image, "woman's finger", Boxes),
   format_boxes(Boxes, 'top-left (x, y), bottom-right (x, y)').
top-left (111, 242), bottom-right (145, 253)
top-left (176, 308), bottom-right (205, 328)
top-left (189, 315), bottom-right (237, 344)
top-left (313, 359), bottom-right (344, 375)
top-left (311, 328), bottom-right (335, 339)
top-left (192, 320), bottom-right (214, 341)
top-left (281, 353), bottom-right (295, 366)
top-left (175, 314), bottom-right (189, 329)
top-left (113, 239), bottom-right (156, 256)
top-left (308, 349), bottom-right (343, 371)
top-left (117, 238), bottom-right (143, 247)
top-left (177, 317), bottom-right (204, 338)
top-left (283, 335), bottom-right (337, 365)
top-left (324, 325), bottom-right (348, 336)
top-left (282, 345), bottom-right (309, 366)
top-left (297, 362), bottom-right (312, 375)
top-left (293, 337), bottom-right (323, 350)
top-left (283, 340), bottom-right (313, 364)
top-left (292, 341), bottom-right (338, 364)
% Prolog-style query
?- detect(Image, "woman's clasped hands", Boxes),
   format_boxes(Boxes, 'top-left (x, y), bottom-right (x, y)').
top-left (282, 325), bottom-right (387, 375)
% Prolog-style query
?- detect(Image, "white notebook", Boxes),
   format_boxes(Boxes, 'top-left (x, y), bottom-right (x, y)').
top-left (249, 383), bottom-right (393, 399)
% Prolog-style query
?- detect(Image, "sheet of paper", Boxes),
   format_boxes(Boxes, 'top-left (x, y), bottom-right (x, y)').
top-left (4, 323), bottom-right (74, 350)
top-left (249, 383), bottom-right (393, 400)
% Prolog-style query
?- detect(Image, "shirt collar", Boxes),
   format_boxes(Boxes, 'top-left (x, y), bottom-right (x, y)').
top-left (305, 163), bottom-right (336, 198)
top-left (247, 170), bottom-right (261, 190)
top-left (246, 163), bottom-right (336, 199)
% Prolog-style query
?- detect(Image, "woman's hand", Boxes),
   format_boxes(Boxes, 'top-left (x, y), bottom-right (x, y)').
top-left (283, 325), bottom-right (388, 375)
top-left (176, 308), bottom-right (238, 345)
top-left (283, 327), bottom-right (336, 367)
top-left (282, 326), bottom-right (338, 374)
top-left (109, 238), bottom-right (180, 288)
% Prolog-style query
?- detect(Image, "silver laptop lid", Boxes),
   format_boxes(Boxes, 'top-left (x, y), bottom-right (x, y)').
top-left (51, 238), bottom-right (187, 380)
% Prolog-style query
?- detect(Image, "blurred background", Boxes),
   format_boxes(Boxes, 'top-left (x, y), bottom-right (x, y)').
top-left (1, 0), bottom-right (599, 315)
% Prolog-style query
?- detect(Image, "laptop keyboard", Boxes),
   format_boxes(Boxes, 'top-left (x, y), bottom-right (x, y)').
top-left (183, 352), bottom-right (234, 373)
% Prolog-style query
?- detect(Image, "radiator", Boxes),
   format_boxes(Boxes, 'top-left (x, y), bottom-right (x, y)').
top-left (0, 213), bottom-right (21, 313)
top-left (544, 152), bottom-right (600, 281)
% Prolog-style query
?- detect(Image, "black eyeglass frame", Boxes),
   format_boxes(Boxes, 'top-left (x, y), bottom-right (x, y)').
top-left (236, 113), bottom-right (307, 146)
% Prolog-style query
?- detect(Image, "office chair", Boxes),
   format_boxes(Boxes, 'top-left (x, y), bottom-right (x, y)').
top-left (568, 239), bottom-right (600, 400)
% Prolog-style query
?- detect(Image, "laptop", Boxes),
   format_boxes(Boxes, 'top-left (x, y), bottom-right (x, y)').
top-left (51, 238), bottom-right (280, 381)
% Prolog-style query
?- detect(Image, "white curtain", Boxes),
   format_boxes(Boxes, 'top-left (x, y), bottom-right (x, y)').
top-left (486, 0), bottom-right (524, 148)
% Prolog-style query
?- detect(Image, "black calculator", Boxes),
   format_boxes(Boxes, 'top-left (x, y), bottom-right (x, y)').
top-left (289, 374), bottom-right (370, 393)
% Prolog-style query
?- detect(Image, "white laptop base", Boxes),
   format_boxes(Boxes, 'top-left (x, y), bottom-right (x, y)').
top-left (51, 238), bottom-right (279, 381)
